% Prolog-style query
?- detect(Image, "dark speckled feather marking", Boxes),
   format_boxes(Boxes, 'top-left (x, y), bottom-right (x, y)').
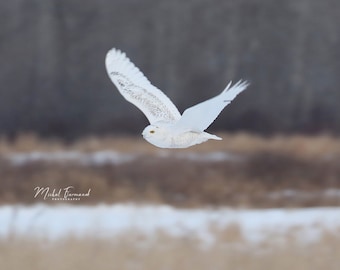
top-left (110, 71), bottom-right (178, 122)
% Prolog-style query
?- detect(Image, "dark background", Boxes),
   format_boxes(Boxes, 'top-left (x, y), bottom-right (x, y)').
top-left (1, 0), bottom-right (339, 139)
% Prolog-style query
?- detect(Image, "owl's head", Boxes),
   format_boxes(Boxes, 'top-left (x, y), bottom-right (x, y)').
top-left (142, 125), bottom-right (168, 148)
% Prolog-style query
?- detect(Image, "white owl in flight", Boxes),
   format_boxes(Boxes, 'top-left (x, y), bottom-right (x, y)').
top-left (105, 48), bottom-right (249, 149)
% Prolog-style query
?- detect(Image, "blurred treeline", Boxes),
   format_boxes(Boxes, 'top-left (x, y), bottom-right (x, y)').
top-left (1, 0), bottom-right (339, 139)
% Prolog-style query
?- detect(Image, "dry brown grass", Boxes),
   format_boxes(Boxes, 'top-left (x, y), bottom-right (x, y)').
top-left (0, 133), bottom-right (339, 207)
top-left (0, 153), bottom-right (339, 207)
top-left (1, 132), bottom-right (340, 159)
top-left (1, 228), bottom-right (340, 270)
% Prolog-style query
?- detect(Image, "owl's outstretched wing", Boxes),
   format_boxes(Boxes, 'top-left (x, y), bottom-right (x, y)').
top-left (105, 48), bottom-right (181, 125)
top-left (174, 80), bottom-right (249, 132)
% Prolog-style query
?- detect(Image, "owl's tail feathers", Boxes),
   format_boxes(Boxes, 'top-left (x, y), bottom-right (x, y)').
top-left (204, 132), bottom-right (222, 140)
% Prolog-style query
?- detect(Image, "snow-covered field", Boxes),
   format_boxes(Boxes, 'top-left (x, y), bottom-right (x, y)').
top-left (1, 204), bottom-right (340, 246)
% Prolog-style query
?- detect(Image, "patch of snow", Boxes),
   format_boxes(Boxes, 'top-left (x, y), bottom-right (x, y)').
top-left (2, 150), bottom-right (242, 166)
top-left (1, 204), bottom-right (340, 246)
top-left (173, 152), bottom-right (242, 162)
top-left (4, 151), bottom-right (136, 166)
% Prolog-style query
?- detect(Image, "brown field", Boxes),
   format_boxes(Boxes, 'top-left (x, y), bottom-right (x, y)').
top-left (1, 132), bottom-right (340, 159)
top-left (0, 133), bottom-right (340, 207)
top-left (1, 229), bottom-right (340, 270)
top-left (1, 133), bottom-right (340, 269)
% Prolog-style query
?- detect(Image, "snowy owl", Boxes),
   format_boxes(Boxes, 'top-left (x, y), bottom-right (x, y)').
top-left (105, 48), bottom-right (249, 148)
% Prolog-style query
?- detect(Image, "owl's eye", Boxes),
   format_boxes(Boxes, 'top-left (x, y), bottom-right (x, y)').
top-left (150, 130), bottom-right (155, 134)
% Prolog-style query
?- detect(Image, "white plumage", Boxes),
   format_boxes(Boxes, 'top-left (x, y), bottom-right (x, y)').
top-left (105, 48), bottom-right (249, 148)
